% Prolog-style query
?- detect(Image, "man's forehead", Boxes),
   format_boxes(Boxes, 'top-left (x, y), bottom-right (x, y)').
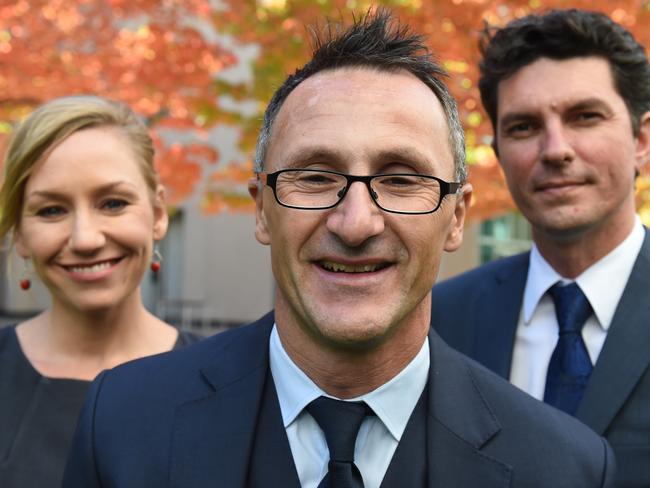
top-left (505, 55), bottom-right (614, 80)
top-left (280, 67), bottom-right (438, 114)
top-left (270, 67), bottom-right (446, 139)
top-left (497, 56), bottom-right (621, 115)
top-left (263, 67), bottom-right (455, 177)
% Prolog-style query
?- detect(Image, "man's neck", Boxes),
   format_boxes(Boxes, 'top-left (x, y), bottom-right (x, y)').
top-left (275, 314), bottom-right (429, 399)
top-left (533, 217), bottom-right (637, 279)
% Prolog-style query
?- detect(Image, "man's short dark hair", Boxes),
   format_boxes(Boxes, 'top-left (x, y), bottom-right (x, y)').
top-left (479, 9), bottom-right (650, 137)
top-left (254, 8), bottom-right (467, 183)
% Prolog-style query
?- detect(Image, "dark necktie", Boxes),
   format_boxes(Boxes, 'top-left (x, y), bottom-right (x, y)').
top-left (543, 282), bottom-right (594, 415)
top-left (306, 396), bottom-right (370, 488)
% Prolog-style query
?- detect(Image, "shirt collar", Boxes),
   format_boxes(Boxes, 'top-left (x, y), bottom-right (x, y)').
top-left (576, 218), bottom-right (645, 329)
top-left (269, 324), bottom-right (429, 442)
top-left (524, 217), bottom-right (645, 329)
top-left (523, 244), bottom-right (562, 324)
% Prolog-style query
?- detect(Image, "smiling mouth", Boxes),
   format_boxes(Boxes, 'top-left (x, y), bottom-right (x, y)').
top-left (319, 261), bottom-right (390, 273)
top-left (536, 180), bottom-right (584, 191)
top-left (63, 258), bottom-right (122, 274)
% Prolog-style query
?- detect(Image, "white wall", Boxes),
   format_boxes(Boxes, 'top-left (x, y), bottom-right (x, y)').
top-left (181, 211), bottom-right (273, 324)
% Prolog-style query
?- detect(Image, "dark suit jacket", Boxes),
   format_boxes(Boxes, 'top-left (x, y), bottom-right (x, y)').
top-left (63, 312), bottom-right (615, 487)
top-left (431, 230), bottom-right (650, 487)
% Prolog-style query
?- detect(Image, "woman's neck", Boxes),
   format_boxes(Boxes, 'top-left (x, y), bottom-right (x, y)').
top-left (16, 296), bottom-right (177, 380)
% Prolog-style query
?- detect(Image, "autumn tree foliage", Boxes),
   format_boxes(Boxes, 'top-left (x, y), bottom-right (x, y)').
top-left (0, 0), bottom-right (239, 207)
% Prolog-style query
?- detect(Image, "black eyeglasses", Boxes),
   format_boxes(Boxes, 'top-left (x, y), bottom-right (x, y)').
top-left (258, 169), bottom-right (462, 215)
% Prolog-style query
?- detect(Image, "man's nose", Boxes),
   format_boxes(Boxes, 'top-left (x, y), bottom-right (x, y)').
top-left (326, 181), bottom-right (385, 247)
top-left (541, 121), bottom-right (576, 165)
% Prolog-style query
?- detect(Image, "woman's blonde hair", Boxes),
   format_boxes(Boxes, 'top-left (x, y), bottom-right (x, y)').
top-left (0, 95), bottom-right (157, 241)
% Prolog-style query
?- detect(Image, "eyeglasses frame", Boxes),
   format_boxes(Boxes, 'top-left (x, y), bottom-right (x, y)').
top-left (257, 168), bottom-right (462, 215)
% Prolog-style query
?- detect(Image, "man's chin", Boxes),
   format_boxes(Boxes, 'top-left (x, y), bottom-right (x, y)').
top-left (532, 215), bottom-right (598, 243)
top-left (307, 315), bottom-right (397, 352)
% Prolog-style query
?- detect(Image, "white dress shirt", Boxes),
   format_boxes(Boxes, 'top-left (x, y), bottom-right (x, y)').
top-left (269, 325), bottom-right (429, 488)
top-left (510, 217), bottom-right (645, 400)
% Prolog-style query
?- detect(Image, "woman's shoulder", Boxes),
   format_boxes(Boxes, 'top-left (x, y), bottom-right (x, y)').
top-left (173, 329), bottom-right (204, 348)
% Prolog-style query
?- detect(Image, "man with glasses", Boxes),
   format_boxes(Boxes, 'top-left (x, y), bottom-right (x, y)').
top-left (64, 10), bottom-right (615, 487)
top-left (431, 9), bottom-right (650, 486)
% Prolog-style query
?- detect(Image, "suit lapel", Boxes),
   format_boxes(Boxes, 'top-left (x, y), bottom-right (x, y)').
top-left (169, 314), bottom-right (275, 488)
top-left (577, 232), bottom-right (650, 434)
top-left (427, 330), bottom-right (512, 487)
top-left (473, 253), bottom-right (529, 379)
top-left (247, 369), bottom-right (302, 488)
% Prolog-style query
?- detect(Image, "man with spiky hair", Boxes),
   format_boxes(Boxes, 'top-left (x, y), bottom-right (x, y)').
top-left (432, 9), bottom-right (650, 487)
top-left (65, 10), bottom-right (614, 487)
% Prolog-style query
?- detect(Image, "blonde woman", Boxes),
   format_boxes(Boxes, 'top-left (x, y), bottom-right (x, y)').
top-left (0, 96), bottom-right (199, 487)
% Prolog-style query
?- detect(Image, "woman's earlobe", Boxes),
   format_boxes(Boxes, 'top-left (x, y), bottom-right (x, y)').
top-left (152, 185), bottom-right (169, 240)
top-left (14, 229), bottom-right (29, 258)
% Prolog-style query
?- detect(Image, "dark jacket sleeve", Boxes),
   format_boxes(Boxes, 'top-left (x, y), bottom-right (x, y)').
top-left (601, 436), bottom-right (617, 488)
top-left (62, 371), bottom-right (107, 488)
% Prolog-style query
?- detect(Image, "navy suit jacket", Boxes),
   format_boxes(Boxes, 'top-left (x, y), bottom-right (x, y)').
top-left (63, 312), bottom-right (615, 487)
top-left (432, 230), bottom-right (650, 487)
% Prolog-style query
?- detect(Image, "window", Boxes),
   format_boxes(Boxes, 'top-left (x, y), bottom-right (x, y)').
top-left (479, 212), bottom-right (532, 263)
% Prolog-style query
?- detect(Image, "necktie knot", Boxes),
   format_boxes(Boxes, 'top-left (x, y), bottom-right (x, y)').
top-left (306, 396), bottom-right (371, 463)
top-left (549, 282), bottom-right (592, 334)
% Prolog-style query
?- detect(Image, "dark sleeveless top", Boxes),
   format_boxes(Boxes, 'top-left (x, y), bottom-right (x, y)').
top-left (0, 324), bottom-right (201, 488)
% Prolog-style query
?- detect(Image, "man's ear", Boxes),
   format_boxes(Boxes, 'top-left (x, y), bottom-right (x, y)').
top-left (248, 177), bottom-right (271, 245)
top-left (444, 183), bottom-right (472, 252)
top-left (635, 111), bottom-right (650, 169)
top-left (152, 184), bottom-right (169, 241)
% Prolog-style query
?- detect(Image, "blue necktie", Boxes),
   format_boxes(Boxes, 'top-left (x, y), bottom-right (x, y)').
top-left (307, 396), bottom-right (371, 488)
top-left (544, 282), bottom-right (594, 415)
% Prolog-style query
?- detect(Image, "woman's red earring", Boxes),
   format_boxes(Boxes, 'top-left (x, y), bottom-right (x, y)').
top-left (20, 259), bottom-right (31, 290)
top-left (151, 244), bottom-right (162, 273)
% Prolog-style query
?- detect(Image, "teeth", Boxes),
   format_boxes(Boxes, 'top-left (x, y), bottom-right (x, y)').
top-left (321, 261), bottom-right (383, 273)
top-left (69, 261), bottom-right (113, 274)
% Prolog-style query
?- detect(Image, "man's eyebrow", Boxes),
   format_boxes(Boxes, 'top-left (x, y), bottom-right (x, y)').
top-left (565, 98), bottom-right (612, 113)
top-left (498, 111), bottom-right (535, 128)
top-left (375, 147), bottom-right (430, 166)
top-left (275, 146), bottom-right (433, 172)
top-left (499, 97), bottom-right (613, 127)
top-left (280, 147), bottom-right (347, 168)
